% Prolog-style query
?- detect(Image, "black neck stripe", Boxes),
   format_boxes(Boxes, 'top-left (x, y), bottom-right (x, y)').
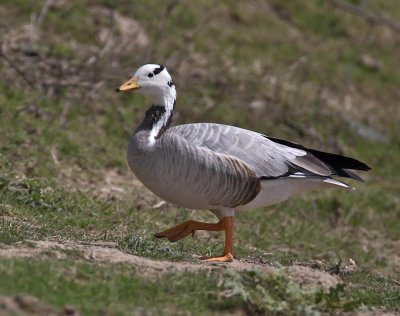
top-left (140, 104), bottom-right (174, 139)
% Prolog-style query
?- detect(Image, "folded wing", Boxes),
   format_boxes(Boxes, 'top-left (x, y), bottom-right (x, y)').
top-left (171, 123), bottom-right (370, 180)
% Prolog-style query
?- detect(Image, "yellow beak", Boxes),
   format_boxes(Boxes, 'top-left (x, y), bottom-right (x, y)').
top-left (116, 77), bottom-right (141, 92)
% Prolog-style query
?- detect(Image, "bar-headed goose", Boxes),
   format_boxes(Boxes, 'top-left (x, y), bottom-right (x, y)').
top-left (116, 64), bottom-right (370, 262)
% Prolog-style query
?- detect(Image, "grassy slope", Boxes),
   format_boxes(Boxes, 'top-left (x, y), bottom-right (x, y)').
top-left (0, 0), bottom-right (400, 314)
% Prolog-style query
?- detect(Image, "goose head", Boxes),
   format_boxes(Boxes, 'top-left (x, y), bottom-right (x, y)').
top-left (116, 64), bottom-right (176, 106)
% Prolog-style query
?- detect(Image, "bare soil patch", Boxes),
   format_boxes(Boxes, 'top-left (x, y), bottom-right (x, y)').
top-left (0, 294), bottom-right (79, 316)
top-left (0, 240), bottom-right (340, 291)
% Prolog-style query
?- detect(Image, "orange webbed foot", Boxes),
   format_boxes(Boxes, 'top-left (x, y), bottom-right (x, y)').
top-left (154, 220), bottom-right (195, 242)
top-left (155, 216), bottom-right (234, 262)
top-left (199, 253), bottom-right (234, 263)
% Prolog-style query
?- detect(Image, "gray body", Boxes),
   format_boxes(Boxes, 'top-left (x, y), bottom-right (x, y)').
top-left (127, 123), bottom-right (367, 216)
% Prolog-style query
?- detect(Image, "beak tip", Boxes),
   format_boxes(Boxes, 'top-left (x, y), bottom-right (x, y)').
top-left (115, 87), bottom-right (120, 92)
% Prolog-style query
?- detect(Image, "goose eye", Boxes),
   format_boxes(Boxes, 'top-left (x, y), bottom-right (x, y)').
top-left (148, 73), bottom-right (154, 78)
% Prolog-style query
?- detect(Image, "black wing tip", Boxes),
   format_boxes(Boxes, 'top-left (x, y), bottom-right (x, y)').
top-left (265, 135), bottom-right (371, 172)
top-left (340, 169), bottom-right (365, 182)
top-left (362, 164), bottom-right (372, 171)
top-left (338, 156), bottom-right (371, 171)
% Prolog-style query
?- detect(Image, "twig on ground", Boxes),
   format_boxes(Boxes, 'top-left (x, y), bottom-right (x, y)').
top-left (51, 147), bottom-right (60, 166)
top-left (327, 0), bottom-right (400, 34)
top-left (83, 32), bottom-right (114, 67)
top-left (261, 0), bottom-right (300, 33)
top-left (36, 0), bottom-right (52, 29)
top-left (30, 0), bottom-right (52, 50)
top-left (393, 279), bottom-right (400, 286)
top-left (41, 79), bottom-right (96, 89)
top-left (0, 43), bottom-right (36, 89)
top-left (152, 201), bottom-right (167, 209)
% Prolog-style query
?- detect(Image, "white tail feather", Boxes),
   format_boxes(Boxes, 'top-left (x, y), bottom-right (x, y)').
top-left (323, 178), bottom-right (354, 189)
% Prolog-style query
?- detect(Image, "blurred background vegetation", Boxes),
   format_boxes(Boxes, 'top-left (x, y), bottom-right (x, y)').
top-left (0, 0), bottom-right (399, 315)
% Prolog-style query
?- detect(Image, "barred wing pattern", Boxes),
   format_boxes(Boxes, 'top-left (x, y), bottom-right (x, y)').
top-left (170, 123), bottom-right (336, 179)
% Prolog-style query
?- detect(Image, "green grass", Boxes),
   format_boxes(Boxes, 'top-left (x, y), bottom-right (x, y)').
top-left (1, 257), bottom-right (398, 315)
top-left (118, 232), bottom-right (224, 262)
top-left (0, 258), bottom-right (219, 315)
top-left (343, 271), bottom-right (400, 311)
top-left (0, 257), bottom-right (372, 315)
top-left (1, 0), bottom-right (400, 314)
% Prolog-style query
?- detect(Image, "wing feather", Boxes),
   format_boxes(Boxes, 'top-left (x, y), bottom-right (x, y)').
top-left (170, 123), bottom-right (369, 180)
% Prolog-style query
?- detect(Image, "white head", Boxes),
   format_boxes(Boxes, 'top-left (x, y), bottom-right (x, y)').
top-left (116, 64), bottom-right (176, 107)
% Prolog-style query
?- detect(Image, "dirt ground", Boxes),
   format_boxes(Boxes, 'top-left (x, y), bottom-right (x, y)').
top-left (0, 240), bottom-right (340, 290)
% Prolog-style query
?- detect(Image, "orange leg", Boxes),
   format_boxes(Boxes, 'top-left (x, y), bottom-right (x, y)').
top-left (154, 216), bottom-right (234, 262)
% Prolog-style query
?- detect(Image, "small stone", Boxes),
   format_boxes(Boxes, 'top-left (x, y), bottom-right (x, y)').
top-left (360, 54), bottom-right (382, 71)
top-left (0, 296), bottom-right (19, 311)
top-left (249, 100), bottom-right (266, 111)
top-left (15, 294), bottom-right (40, 309)
top-left (63, 304), bottom-right (80, 315)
